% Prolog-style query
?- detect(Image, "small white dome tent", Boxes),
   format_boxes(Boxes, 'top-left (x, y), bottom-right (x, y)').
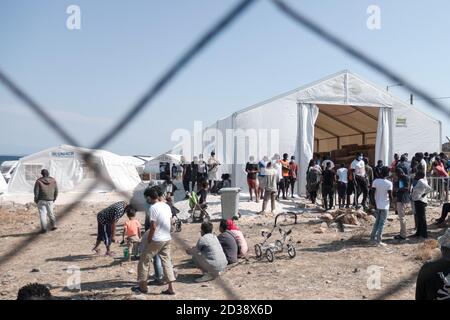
top-left (144, 153), bottom-right (181, 180)
top-left (0, 174), bottom-right (7, 194)
top-left (185, 70), bottom-right (441, 194)
top-left (7, 145), bottom-right (141, 194)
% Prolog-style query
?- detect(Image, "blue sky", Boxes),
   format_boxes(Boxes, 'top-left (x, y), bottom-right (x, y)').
top-left (1, 0), bottom-right (449, 156)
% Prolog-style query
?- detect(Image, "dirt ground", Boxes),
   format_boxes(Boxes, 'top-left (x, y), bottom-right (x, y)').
top-left (0, 192), bottom-right (448, 300)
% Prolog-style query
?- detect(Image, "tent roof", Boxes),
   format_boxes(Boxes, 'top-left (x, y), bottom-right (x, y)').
top-left (121, 156), bottom-right (146, 166)
top-left (147, 153), bottom-right (181, 163)
top-left (20, 145), bottom-right (124, 163)
top-left (211, 70), bottom-right (440, 126)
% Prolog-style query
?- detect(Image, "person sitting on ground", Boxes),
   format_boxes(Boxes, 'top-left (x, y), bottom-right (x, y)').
top-left (122, 209), bottom-right (141, 262)
top-left (416, 228), bottom-right (450, 300)
top-left (186, 221), bottom-right (228, 283)
top-left (92, 201), bottom-right (136, 256)
top-left (17, 283), bottom-right (52, 300)
top-left (34, 169), bottom-right (58, 233)
top-left (435, 202), bottom-right (450, 226)
top-left (226, 218), bottom-right (248, 258)
top-left (217, 219), bottom-right (239, 265)
top-left (370, 166), bottom-right (393, 247)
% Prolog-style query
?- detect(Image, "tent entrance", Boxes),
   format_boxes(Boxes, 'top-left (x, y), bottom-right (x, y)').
top-left (314, 104), bottom-right (379, 166)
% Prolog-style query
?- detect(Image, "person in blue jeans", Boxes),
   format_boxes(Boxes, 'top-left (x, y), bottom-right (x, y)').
top-left (143, 188), bottom-right (164, 282)
top-left (370, 166), bottom-right (393, 247)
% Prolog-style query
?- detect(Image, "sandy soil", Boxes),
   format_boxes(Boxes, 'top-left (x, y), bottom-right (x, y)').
top-left (0, 189), bottom-right (448, 300)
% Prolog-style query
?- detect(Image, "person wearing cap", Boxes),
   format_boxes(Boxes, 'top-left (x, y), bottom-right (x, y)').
top-left (34, 169), bottom-right (58, 233)
top-left (416, 228), bottom-right (450, 300)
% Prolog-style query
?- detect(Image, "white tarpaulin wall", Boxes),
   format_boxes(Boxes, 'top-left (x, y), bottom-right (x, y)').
top-left (0, 174), bottom-right (7, 193)
top-left (7, 145), bottom-right (141, 194)
top-left (178, 70), bottom-right (441, 195)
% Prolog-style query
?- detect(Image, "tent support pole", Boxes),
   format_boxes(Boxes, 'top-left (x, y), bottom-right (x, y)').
top-left (337, 137), bottom-right (341, 149)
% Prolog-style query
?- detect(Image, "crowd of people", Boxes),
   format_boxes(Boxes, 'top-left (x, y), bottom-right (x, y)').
top-left (27, 148), bottom-right (449, 300)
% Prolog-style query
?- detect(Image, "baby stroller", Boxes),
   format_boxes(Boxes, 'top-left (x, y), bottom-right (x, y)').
top-left (186, 191), bottom-right (210, 223)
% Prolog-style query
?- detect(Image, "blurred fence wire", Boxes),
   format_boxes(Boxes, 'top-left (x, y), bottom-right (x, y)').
top-left (1, 0), bottom-right (449, 300)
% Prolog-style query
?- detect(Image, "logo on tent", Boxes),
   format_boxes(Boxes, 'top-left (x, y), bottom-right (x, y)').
top-left (51, 151), bottom-right (75, 158)
top-left (395, 117), bottom-right (407, 128)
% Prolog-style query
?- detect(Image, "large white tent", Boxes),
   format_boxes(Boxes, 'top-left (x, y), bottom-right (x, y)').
top-left (0, 174), bottom-right (7, 194)
top-left (189, 70), bottom-right (441, 194)
top-left (121, 156), bottom-right (147, 176)
top-left (7, 145), bottom-right (141, 194)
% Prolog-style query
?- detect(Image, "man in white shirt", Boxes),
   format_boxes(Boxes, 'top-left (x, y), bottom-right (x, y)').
top-left (137, 188), bottom-right (176, 295)
top-left (370, 166), bottom-right (393, 246)
top-left (411, 171), bottom-right (432, 239)
top-left (336, 163), bottom-right (348, 209)
top-left (351, 153), bottom-right (368, 209)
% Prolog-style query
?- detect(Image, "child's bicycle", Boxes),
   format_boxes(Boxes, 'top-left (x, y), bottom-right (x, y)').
top-left (186, 191), bottom-right (210, 223)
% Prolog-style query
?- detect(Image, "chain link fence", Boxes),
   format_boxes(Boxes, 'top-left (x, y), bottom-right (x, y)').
top-left (1, 0), bottom-right (449, 300)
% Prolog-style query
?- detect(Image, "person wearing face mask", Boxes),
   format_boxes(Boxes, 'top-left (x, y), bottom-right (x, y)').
top-left (258, 156), bottom-right (269, 200)
top-left (351, 153), bottom-right (368, 209)
top-left (272, 154), bottom-right (282, 200)
top-left (245, 156), bottom-right (259, 202)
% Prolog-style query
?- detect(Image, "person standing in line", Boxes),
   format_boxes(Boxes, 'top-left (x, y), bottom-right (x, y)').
top-left (279, 153), bottom-right (290, 200)
top-left (373, 160), bottom-right (384, 179)
top-left (321, 155), bottom-right (335, 171)
top-left (261, 161), bottom-right (278, 214)
top-left (207, 151), bottom-right (220, 193)
top-left (171, 164), bottom-right (178, 181)
top-left (394, 167), bottom-right (410, 241)
top-left (272, 154), bottom-right (282, 200)
top-left (257, 156), bottom-right (269, 201)
top-left (245, 156), bottom-right (259, 203)
top-left (321, 162), bottom-right (336, 211)
top-left (370, 167), bottom-right (393, 247)
top-left (34, 169), bottom-right (58, 233)
top-left (351, 153), bottom-right (368, 209)
top-left (196, 154), bottom-right (208, 192)
top-left (364, 158), bottom-right (374, 208)
top-left (181, 158), bottom-right (192, 198)
top-left (288, 156), bottom-right (298, 198)
top-left (411, 171), bottom-right (432, 239)
top-left (336, 163), bottom-right (348, 209)
top-left (306, 160), bottom-right (321, 205)
top-left (191, 156), bottom-right (199, 193)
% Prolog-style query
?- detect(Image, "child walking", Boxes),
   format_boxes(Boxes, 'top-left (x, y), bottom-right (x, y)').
top-left (122, 209), bottom-right (141, 261)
